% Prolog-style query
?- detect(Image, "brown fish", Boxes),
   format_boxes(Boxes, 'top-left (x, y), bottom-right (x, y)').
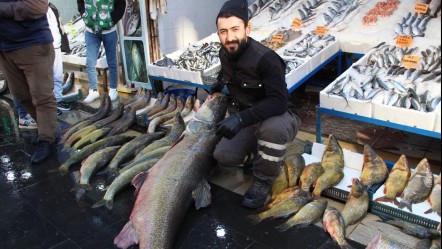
top-left (341, 178), bottom-right (369, 228)
top-left (379, 217), bottom-right (441, 239)
top-left (312, 169), bottom-right (344, 199)
top-left (299, 162), bottom-right (324, 193)
top-left (321, 134), bottom-right (344, 171)
top-left (375, 155), bottom-right (410, 205)
top-left (425, 173), bottom-right (441, 216)
top-left (398, 158), bottom-right (433, 212)
top-left (276, 198), bottom-right (327, 231)
top-left (266, 186), bottom-right (301, 209)
top-left (271, 165), bottom-right (289, 200)
top-left (285, 154), bottom-right (305, 187)
top-left (360, 144), bottom-right (389, 188)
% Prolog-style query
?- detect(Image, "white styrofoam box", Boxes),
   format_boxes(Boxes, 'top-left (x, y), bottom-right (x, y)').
top-left (434, 102), bottom-right (441, 133)
top-left (372, 100), bottom-right (436, 131)
top-left (320, 79), bottom-right (373, 118)
top-left (284, 57), bottom-right (308, 90)
top-left (308, 39), bottom-right (340, 71)
top-left (62, 55), bottom-right (108, 69)
top-left (147, 64), bottom-right (169, 78)
top-left (372, 174), bottom-right (441, 224)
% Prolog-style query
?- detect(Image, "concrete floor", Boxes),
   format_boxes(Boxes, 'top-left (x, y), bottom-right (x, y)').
top-left (0, 85), bottom-right (440, 248)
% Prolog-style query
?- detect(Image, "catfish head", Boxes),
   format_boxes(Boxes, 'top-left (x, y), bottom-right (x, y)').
top-left (186, 93), bottom-right (227, 134)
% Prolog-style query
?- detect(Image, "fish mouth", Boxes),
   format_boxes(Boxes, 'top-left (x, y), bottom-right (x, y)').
top-left (194, 93), bottom-right (227, 124)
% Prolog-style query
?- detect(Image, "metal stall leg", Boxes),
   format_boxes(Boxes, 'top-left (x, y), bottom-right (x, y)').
top-left (316, 105), bottom-right (323, 143)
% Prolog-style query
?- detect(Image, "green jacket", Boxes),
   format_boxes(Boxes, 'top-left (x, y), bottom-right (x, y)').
top-left (77, 0), bottom-right (125, 33)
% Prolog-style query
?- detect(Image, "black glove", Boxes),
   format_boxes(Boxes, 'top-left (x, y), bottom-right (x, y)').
top-left (216, 114), bottom-right (242, 139)
top-left (209, 81), bottom-right (224, 95)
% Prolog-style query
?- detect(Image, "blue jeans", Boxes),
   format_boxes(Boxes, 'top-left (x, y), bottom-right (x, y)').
top-left (85, 30), bottom-right (118, 90)
top-left (12, 95), bottom-right (28, 119)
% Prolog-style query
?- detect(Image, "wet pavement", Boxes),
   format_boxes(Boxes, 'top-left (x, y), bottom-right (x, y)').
top-left (0, 94), bottom-right (366, 249)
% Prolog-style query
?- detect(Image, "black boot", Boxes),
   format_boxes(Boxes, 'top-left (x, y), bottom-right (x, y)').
top-left (242, 177), bottom-right (272, 209)
top-left (31, 140), bottom-right (52, 164)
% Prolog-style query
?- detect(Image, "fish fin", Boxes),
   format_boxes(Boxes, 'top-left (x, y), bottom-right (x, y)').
top-left (245, 214), bottom-right (262, 225)
top-left (340, 243), bottom-right (355, 249)
top-left (374, 196), bottom-right (392, 203)
top-left (114, 220), bottom-right (139, 249)
top-left (170, 133), bottom-right (185, 149)
top-left (397, 200), bottom-right (413, 212)
top-left (132, 172), bottom-right (148, 197)
top-left (105, 199), bottom-right (114, 210)
top-left (424, 208), bottom-right (433, 214)
top-left (192, 180), bottom-right (212, 210)
top-left (70, 184), bottom-right (92, 192)
top-left (275, 222), bottom-right (291, 232)
top-left (92, 199), bottom-right (107, 209)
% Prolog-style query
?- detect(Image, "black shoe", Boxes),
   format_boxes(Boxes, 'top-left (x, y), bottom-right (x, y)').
top-left (57, 109), bottom-right (62, 116)
top-left (242, 178), bottom-right (272, 209)
top-left (57, 101), bottom-right (71, 111)
top-left (31, 140), bottom-right (53, 164)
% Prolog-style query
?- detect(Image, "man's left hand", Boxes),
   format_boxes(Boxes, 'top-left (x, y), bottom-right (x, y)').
top-left (216, 114), bottom-right (242, 139)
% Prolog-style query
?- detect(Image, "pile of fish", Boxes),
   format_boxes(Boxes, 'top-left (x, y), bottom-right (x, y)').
top-left (321, 0), bottom-right (368, 31)
top-left (293, 0), bottom-right (326, 26)
top-left (326, 44), bottom-right (441, 112)
top-left (157, 42), bottom-right (221, 72)
top-left (362, 0), bottom-right (400, 26)
top-left (374, 155), bottom-right (440, 215)
top-left (249, 0), bottom-right (299, 21)
top-left (283, 57), bottom-right (305, 74)
top-left (260, 28), bottom-right (302, 50)
top-left (419, 0), bottom-right (442, 17)
top-left (282, 31), bottom-right (336, 58)
top-left (246, 134), bottom-right (369, 248)
top-left (394, 12), bottom-right (432, 38)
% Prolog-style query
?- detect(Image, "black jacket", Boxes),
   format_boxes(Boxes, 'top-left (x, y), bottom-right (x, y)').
top-left (214, 38), bottom-right (294, 127)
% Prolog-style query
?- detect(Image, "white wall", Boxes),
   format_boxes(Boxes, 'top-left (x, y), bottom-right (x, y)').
top-left (49, 0), bottom-right (80, 24)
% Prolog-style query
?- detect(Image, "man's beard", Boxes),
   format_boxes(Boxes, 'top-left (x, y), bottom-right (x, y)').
top-left (222, 37), bottom-right (247, 60)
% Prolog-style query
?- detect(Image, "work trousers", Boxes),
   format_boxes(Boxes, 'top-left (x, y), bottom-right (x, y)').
top-left (0, 44), bottom-right (57, 142)
top-left (213, 111), bottom-right (301, 181)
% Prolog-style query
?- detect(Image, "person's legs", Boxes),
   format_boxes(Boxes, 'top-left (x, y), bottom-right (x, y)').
top-left (84, 31), bottom-right (101, 103)
top-left (102, 30), bottom-right (119, 101)
top-left (53, 48), bottom-right (70, 112)
top-left (102, 30), bottom-right (118, 89)
top-left (53, 48), bottom-right (63, 103)
top-left (213, 125), bottom-right (258, 167)
top-left (12, 94), bottom-right (29, 119)
top-left (242, 112), bottom-right (301, 208)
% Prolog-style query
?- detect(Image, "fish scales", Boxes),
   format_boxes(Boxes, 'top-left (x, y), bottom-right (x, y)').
top-left (341, 178), bottom-right (369, 227)
top-left (360, 144), bottom-right (388, 188)
top-left (114, 93), bottom-right (227, 249)
top-left (276, 199), bottom-right (327, 231)
top-left (398, 158), bottom-right (434, 212)
top-left (375, 155), bottom-right (410, 205)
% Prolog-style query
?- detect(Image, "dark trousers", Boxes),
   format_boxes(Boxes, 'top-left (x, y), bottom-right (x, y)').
top-left (213, 111), bottom-right (301, 180)
top-left (0, 44), bottom-right (57, 142)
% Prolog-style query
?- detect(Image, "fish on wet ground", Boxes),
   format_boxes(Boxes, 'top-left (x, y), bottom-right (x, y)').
top-left (397, 158), bottom-right (434, 212)
top-left (103, 131), bottom-right (166, 175)
top-left (114, 92), bottom-right (228, 249)
top-left (70, 146), bottom-right (121, 193)
top-left (276, 198), bottom-right (328, 232)
top-left (92, 158), bottom-right (161, 210)
top-left (52, 134), bottom-right (136, 176)
top-left (341, 178), bottom-right (369, 228)
top-left (246, 190), bottom-right (311, 225)
top-left (322, 206), bottom-right (355, 249)
top-left (375, 154), bottom-right (410, 205)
